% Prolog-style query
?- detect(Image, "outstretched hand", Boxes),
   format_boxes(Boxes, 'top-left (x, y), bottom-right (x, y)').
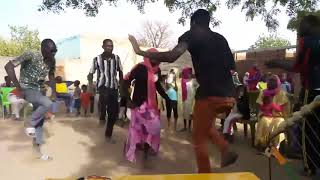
top-left (128, 35), bottom-right (141, 55)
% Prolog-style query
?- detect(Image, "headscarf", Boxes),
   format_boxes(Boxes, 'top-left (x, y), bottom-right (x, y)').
top-left (263, 75), bottom-right (281, 97)
top-left (124, 48), bottom-right (160, 109)
top-left (181, 67), bottom-right (193, 102)
top-left (142, 48), bottom-right (160, 109)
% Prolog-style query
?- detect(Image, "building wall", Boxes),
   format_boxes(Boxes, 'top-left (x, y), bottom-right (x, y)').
top-left (234, 49), bottom-right (301, 95)
top-left (56, 34), bottom-right (143, 83)
top-left (56, 36), bottom-right (81, 60)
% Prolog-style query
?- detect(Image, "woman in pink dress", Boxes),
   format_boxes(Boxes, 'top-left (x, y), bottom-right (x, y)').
top-left (122, 48), bottom-right (171, 163)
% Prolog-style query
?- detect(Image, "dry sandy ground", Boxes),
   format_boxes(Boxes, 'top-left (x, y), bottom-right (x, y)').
top-left (0, 116), bottom-right (311, 180)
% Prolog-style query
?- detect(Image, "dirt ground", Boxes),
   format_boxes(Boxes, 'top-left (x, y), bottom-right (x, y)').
top-left (0, 115), bottom-right (311, 180)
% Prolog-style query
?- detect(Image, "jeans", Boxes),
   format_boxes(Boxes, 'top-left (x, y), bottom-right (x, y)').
top-left (23, 89), bottom-right (52, 145)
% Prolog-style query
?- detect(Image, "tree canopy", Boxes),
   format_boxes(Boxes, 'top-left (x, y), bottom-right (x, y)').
top-left (0, 26), bottom-right (40, 56)
top-left (250, 34), bottom-right (291, 49)
top-left (39, 0), bottom-right (319, 30)
top-left (287, 10), bottom-right (320, 31)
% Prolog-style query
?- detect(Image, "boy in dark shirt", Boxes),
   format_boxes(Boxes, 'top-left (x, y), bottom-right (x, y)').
top-left (128, 9), bottom-right (237, 173)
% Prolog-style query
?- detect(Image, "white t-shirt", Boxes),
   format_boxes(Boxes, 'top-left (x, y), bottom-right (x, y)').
top-left (166, 73), bottom-right (175, 84)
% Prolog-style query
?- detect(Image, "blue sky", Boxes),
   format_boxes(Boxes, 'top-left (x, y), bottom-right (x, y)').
top-left (0, 0), bottom-right (300, 50)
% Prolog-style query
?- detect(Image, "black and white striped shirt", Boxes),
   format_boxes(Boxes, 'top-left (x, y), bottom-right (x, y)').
top-left (90, 54), bottom-right (122, 89)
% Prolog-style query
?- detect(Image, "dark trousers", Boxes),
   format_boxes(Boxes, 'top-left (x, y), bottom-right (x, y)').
top-left (90, 96), bottom-right (95, 113)
top-left (56, 93), bottom-right (72, 113)
top-left (166, 100), bottom-right (178, 119)
top-left (99, 87), bottom-right (119, 138)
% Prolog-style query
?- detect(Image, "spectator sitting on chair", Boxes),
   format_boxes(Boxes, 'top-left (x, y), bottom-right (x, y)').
top-left (55, 76), bottom-right (73, 114)
top-left (7, 88), bottom-right (27, 121)
top-left (223, 85), bottom-right (250, 143)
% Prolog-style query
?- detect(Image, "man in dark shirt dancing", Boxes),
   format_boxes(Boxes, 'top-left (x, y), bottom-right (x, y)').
top-left (128, 9), bottom-right (238, 173)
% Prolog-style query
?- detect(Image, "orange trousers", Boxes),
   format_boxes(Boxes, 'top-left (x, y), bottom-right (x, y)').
top-left (192, 96), bottom-right (235, 173)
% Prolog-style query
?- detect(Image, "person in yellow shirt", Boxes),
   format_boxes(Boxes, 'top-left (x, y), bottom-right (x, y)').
top-left (55, 76), bottom-right (73, 114)
top-left (256, 74), bottom-right (267, 91)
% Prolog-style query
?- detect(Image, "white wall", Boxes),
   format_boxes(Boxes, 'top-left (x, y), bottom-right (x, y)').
top-left (56, 33), bottom-right (193, 84)
top-left (58, 34), bottom-right (142, 84)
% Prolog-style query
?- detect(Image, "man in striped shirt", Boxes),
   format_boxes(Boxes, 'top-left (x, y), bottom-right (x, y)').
top-left (88, 39), bottom-right (123, 143)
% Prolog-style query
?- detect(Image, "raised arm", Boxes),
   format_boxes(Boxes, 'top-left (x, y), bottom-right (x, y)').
top-left (5, 52), bottom-right (32, 90)
top-left (128, 35), bottom-right (188, 63)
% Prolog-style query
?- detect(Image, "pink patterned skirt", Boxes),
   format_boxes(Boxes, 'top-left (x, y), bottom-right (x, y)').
top-left (124, 102), bottom-right (161, 162)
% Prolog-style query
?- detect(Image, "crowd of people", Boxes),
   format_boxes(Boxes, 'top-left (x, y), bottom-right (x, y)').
top-left (1, 8), bottom-right (320, 177)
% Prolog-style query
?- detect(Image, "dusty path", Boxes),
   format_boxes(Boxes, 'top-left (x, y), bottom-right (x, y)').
top-left (0, 116), bottom-right (310, 180)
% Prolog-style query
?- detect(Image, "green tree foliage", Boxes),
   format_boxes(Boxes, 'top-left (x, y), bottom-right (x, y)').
top-left (250, 34), bottom-right (291, 49)
top-left (39, 0), bottom-right (319, 30)
top-left (0, 26), bottom-right (40, 56)
top-left (287, 10), bottom-right (320, 31)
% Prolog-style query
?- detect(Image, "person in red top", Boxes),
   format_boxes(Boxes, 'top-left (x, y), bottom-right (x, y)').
top-left (80, 85), bottom-right (91, 117)
top-left (247, 64), bottom-right (262, 91)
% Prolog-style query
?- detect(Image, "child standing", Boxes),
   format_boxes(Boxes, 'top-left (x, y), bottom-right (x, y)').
top-left (166, 83), bottom-right (178, 131)
top-left (73, 80), bottom-right (81, 116)
top-left (80, 85), bottom-right (91, 117)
